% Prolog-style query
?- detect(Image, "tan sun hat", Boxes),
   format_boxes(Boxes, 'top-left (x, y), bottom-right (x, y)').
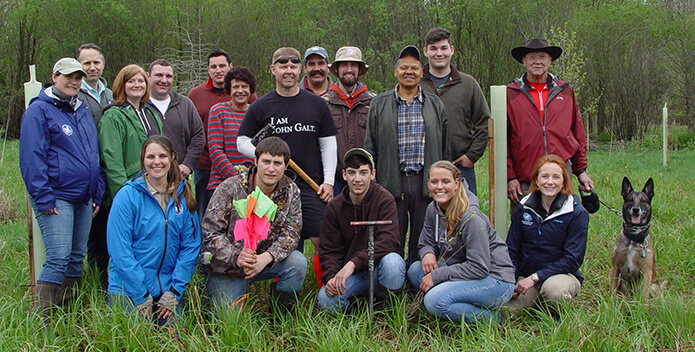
top-left (329, 46), bottom-right (368, 76)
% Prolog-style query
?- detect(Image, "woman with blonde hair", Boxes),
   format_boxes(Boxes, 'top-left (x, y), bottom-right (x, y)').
top-left (407, 160), bottom-right (515, 323)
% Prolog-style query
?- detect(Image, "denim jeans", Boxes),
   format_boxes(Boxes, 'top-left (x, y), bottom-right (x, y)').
top-left (316, 252), bottom-right (405, 312)
top-left (31, 198), bottom-right (93, 285)
top-left (457, 164), bottom-right (477, 196)
top-left (408, 261), bottom-right (514, 323)
top-left (107, 293), bottom-right (183, 327)
top-left (203, 250), bottom-right (307, 309)
top-left (194, 168), bottom-right (213, 223)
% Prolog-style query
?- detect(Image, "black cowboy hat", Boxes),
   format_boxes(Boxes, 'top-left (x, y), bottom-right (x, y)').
top-left (511, 38), bottom-right (562, 63)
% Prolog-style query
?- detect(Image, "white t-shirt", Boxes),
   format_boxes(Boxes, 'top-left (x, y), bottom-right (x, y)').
top-left (150, 96), bottom-right (171, 118)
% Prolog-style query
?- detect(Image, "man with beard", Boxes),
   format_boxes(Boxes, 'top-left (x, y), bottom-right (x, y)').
top-left (237, 47), bottom-right (338, 286)
top-left (324, 46), bottom-right (375, 196)
top-left (299, 46), bottom-right (332, 96)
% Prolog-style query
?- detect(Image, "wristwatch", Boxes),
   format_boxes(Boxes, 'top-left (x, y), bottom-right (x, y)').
top-left (531, 273), bottom-right (540, 284)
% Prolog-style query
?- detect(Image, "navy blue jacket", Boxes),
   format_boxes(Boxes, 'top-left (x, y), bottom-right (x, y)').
top-left (20, 86), bottom-right (105, 211)
top-left (506, 193), bottom-right (588, 283)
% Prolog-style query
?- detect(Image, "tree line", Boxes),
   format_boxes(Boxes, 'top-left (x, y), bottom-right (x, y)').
top-left (1, 0), bottom-right (693, 141)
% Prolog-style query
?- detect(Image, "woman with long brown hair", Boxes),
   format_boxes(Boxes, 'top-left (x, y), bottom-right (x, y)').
top-left (107, 135), bottom-right (200, 326)
top-left (407, 160), bottom-right (515, 323)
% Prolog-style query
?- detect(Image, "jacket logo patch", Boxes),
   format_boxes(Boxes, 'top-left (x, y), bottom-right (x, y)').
top-left (556, 97), bottom-right (564, 100)
top-left (522, 212), bottom-right (533, 226)
top-left (61, 124), bottom-right (74, 136)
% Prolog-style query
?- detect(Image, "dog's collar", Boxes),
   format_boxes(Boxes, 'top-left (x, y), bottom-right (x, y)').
top-left (623, 222), bottom-right (650, 243)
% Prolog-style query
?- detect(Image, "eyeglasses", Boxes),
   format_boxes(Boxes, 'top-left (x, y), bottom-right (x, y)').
top-left (273, 56), bottom-right (301, 65)
top-left (524, 54), bottom-right (551, 62)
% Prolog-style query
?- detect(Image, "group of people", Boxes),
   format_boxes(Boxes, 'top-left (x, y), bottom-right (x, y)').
top-left (19, 26), bottom-right (592, 327)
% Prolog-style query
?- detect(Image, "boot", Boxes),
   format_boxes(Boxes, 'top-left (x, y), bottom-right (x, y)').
top-left (34, 282), bottom-right (61, 326)
top-left (58, 277), bottom-right (81, 306)
top-left (269, 282), bottom-right (298, 317)
top-left (374, 284), bottom-right (400, 311)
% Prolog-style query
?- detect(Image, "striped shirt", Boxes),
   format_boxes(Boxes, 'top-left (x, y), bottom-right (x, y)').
top-left (206, 102), bottom-right (253, 190)
top-left (395, 86), bottom-right (425, 173)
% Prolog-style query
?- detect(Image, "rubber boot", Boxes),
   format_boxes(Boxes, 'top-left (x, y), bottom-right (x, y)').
top-left (58, 277), bottom-right (81, 306)
top-left (269, 282), bottom-right (297, 318)
top-left (34, 282), bottom-right (61, 326)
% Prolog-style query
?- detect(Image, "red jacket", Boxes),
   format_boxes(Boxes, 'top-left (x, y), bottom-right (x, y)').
top-left (506, 74), bottom-right (587, 183)
top-left (188, 78), bottom-right (256, 170)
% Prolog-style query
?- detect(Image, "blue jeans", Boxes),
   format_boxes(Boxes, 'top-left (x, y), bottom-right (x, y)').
top-left (408, 261), bottom-right (514, 323)
top-left (204, 250), bottom-right (307, 309)
top-left (457, 164), bottom-right (477, 196)
top-left (31, 198), bottom-right (92, 285)
top-left (194, 168), bottom-right (213, 223)
top-left (317, 252), bottom-right (405, 312)
top-left (107, 293), bottom-right (183, 327)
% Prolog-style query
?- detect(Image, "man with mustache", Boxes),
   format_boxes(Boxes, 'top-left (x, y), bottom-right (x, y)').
top-left (364, 45), bottom-right (449, 265)
top-left (237, 47), bottom-right (338, 286)
top-left (299, 46), bottom-right (332, 96)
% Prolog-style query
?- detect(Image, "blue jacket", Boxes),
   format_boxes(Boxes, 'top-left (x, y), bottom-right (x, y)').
top-left (107, 174), bottom-right (201, 305)
top-left (506, 193), bottom-right (588, 283)
top-left (20, 86), bottom-right (105, 211)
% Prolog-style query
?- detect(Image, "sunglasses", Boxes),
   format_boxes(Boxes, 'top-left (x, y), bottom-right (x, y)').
top-left (273, 56), bottom-right (301, 65)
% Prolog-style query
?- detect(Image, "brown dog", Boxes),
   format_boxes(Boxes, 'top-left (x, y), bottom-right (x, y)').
top-left (609, 177), bottom-right (662, 297)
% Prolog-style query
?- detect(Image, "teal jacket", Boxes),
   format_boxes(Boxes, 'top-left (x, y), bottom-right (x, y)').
top-left (364, 87), bottom-right (449, 198)
top-left (107, 174), bottom-right (200, 305)
top-left (98, 103), bottom-right (162, 203)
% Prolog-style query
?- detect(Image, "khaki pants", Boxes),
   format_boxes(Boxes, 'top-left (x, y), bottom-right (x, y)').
top-left (505, 274), bottom-right (581, 311)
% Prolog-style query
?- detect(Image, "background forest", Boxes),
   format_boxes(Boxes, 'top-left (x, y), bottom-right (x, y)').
top-left (0, 0), bottom-right (694, 143)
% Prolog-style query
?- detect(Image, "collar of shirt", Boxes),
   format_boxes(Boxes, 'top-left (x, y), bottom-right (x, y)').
top-left (393, 84), bottom-right (424, 104)
top-left (81, 79), bottom-right (106, 101)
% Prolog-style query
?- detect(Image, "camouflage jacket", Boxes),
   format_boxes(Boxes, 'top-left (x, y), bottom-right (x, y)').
top-left (200, 165), bottom-right (302, 279)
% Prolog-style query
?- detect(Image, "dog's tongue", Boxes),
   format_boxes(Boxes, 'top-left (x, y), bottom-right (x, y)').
top-left (631, 215), bottom-right (641, 224)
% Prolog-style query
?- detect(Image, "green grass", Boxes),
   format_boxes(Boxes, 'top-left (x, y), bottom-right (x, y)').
top-left (1, 140), bottom-right (694, 351)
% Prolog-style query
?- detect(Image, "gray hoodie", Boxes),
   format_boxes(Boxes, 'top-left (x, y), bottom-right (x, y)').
top-left (418, 200), bottom-right (516, 285)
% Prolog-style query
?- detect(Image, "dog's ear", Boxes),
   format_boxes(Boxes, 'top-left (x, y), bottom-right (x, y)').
top-left (621, 177), bottom-right (633, 198)
top-left (642, 178), bottom-right (654, 200)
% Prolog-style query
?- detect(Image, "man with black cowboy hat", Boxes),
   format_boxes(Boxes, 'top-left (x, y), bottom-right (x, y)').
top-left (364, 45), bottom-right (448, 264)
top-left (506, 38), bottom-right (593, 211)
top-left (324, 46), bottom-right (376, 196)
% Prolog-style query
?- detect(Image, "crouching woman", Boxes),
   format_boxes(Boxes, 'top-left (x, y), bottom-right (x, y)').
top-left (107, 135), bottom-right (201, 326)
top-left (505, 155), bottom-right (588, 312)
top-left (407, 161), bottom-right (516, 323)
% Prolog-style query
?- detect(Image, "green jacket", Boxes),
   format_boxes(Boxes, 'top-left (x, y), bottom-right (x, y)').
top-left (98, 104), bottom-right (163, 203)
top-left (421, 64), bottom-right (489, 163)
top-left (364, 87), bottom-right (449, 198)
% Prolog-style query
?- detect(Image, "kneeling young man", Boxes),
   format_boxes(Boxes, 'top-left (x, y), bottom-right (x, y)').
top-left (317, 148), bottom-right (405, 311)
top-left (201, 137), bottom-right (306, 314)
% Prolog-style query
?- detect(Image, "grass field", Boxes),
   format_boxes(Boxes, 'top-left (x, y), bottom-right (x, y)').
top-left (1, 140), bottom-right (693, 351)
